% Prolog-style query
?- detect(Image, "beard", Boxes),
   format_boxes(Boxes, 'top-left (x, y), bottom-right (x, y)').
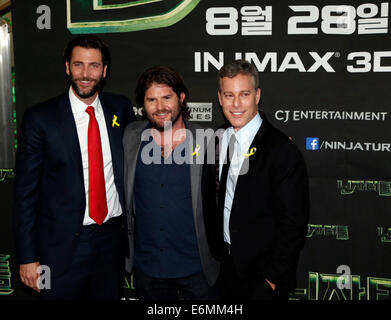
top-left (147, 103), bottom-right (182, 132)
top-left (68, 71), bottom-right (105, 100)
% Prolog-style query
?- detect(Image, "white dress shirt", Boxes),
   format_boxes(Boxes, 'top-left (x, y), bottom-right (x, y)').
top-left (69, 88), bottom-right (122, 225)
top-left (219, 113), bottom-right (263, 244)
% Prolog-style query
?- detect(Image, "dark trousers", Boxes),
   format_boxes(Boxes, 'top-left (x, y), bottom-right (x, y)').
top-left (133, 268), bottom-right (214, 300)
top-left (40, 217), bottom-right (125, 300)
top-left (216, 244), bottom-right (289, 300)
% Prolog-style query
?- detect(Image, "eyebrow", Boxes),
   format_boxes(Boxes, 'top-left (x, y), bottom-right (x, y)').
top-left (71, 60), bottom-right (101, 65)
top-left (223, 90), bottom-right (251, 94)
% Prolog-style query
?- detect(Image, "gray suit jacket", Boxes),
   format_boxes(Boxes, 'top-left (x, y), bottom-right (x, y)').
top-left (122, 120), bottom-right (219, 286)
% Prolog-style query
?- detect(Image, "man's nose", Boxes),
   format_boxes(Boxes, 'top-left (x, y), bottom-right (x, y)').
top-left (156, 99), bottom-right (165, 110)
top-left (233, 96), bottom-right (240, 108)
top-left (82, 66), bottom-right (89, 78)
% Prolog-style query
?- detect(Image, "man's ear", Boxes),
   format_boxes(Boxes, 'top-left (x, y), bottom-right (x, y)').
top-left (179, 92), bottom-right (185, 104)
top-left (65, 61), bottom-right (70, 76)
top-left (217, 90), bottom-right (222, 106)
top-left (256, 88), bottom-right (261, 105)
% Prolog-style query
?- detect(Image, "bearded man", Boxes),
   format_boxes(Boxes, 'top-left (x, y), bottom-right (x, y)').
top-left (13, 35), bottom-right (135, 299)
top-left (122, 66), bottom-right (219, 300)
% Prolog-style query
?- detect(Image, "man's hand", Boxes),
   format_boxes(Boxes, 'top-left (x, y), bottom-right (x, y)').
top-left (266, 279), bottom-right (276, 291)
top-left (19, 262), bottom-right (41, 292)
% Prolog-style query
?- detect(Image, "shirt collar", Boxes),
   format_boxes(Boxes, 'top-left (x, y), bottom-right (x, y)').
top-left (68, 87), bottom-right (100, 116)
top-left (228, 112), bottom-right (263, 146)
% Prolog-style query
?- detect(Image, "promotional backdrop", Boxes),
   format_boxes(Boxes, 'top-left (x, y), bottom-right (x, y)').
top-left (1, 0), bottom-right (390, 300)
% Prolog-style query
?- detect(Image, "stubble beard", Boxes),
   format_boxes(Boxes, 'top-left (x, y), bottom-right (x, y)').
top-left (68, 71), bottom-right (105, 100)
top-left (147, 104), bottom-right (182, 132)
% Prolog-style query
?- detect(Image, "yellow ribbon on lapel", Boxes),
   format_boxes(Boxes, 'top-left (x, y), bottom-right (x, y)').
top-left (243, 147), bottom-right (256, 158)
top-left (192, 144), bottom-right (201, 157)
top-left (112, 115), bottom-right (120, 127)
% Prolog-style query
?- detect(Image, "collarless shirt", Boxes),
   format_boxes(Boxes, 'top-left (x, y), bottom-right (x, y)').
top-left (133, 130), bottom-right (202, 278)
top-left (69, 88), bottom-right (122, 225)
top-left (219, 113), bottom-right (263, 244)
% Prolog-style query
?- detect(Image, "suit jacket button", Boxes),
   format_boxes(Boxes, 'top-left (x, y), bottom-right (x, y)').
top-left (74, 232), bottom-right (80, 238)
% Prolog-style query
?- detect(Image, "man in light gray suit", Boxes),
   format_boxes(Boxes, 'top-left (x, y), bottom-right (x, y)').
top-left (122, 66), bottom-right (219, 300)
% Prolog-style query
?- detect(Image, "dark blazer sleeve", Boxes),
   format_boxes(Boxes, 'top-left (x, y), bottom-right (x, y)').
top-left (13, 107), bottom-right (45, 264)
top-left (264, 141), bottom-right (309, 285)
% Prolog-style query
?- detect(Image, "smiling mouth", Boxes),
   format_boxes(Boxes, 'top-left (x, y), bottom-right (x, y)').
top-left (78, 79), bottom-right (94, 86)
top-left (154, 112), bottom-right (171, 119)
top-left (230, 111), bottom-right (245, 117)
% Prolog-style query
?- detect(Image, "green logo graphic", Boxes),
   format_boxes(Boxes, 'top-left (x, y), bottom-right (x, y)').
top-left (0, 169), bottom-right (14, 182)
top-left (378, 227), bottom-right (391, 243)
top-left (0, 254), bottom-right (13, 295)
top-left (337, 180), bottom-right (391, 196)
top-left (291, 272), bottom-right (391, 300)
top-left (67, 0), bottom-right (200, 34)
top-left (307, 224), bottom-right (349, 240)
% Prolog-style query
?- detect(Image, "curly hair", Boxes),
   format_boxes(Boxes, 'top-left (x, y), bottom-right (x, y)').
top-left (135, 66), bottom-right (190, 120)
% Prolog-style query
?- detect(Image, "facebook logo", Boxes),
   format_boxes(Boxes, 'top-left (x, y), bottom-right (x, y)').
top-left (306, 138), bottom-right (319, 150)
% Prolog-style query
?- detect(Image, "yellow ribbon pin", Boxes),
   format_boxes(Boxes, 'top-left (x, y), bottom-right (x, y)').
top-left (112, 115), bottom-right (120, 127)
top-left (243, 147), bottom-right (256, 158)
top-left (192, 144), bottom-right (201, 157)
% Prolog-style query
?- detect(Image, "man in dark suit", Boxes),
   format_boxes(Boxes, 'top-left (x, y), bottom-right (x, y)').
top-left (211, 59), bottom-right (309, 300)
top-left (13, 35), bottom-right (135, 299)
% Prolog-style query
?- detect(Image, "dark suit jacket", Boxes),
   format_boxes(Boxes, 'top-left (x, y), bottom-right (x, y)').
top-left (122, 120), bottom-right (219, 286)
top-left (13, 91), bottom-right (135, 277)
top-left (204, 112), bottom-right (309, 295)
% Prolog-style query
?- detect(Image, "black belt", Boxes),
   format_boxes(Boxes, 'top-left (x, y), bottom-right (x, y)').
top-left (81, 215), bottom-right (123, 231)
top-left (103, 215), bottom-right (123, 226)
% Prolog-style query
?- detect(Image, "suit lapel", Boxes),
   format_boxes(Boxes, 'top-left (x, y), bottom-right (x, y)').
top-left (187, 122), bottom-right (201, 220)
top-left (124, 122), bottom-right (147, 212)
top-left (56, 93), bottom-right (83, 179)
top-left (100, 95), bottom-right (121, 172)
top-left (231, 115), bottom-right (270, 208)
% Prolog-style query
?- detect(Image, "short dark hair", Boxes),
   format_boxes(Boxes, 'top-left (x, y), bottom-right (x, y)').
top-left (63, 34), bottom-right (110, 71)
top-left (218, 59), bottom-right (259, 91)
top-left (135, 66), bottom-right (190, 119)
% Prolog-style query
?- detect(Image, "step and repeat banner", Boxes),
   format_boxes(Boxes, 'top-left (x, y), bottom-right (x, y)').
top-left (1, 0), bottom-right (390, 300)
